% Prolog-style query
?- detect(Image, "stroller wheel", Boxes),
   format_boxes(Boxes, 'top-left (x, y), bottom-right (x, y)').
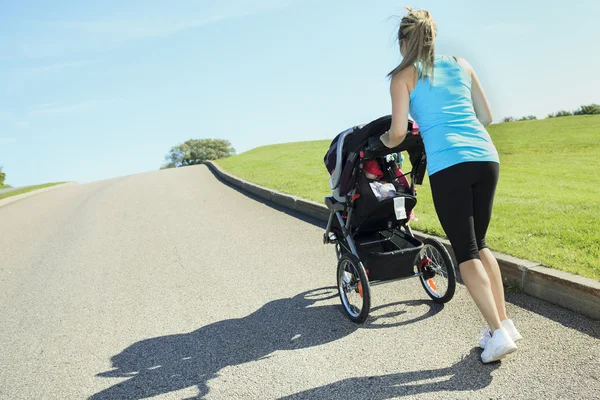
top-left (337, 254), bottom-right (371, 323)
top-left (417, 238), bottom-right (456, 303)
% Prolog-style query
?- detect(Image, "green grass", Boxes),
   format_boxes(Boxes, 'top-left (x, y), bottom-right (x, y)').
top-left (0, 183), bottom-right (66, 200)
top-left (0, 184), bottom-right (11, 189)
top-left (216, 115), bottom-right (600, 280)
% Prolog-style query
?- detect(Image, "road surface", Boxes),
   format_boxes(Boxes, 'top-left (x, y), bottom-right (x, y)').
top-left (0, 165), bottom-right (598, 399)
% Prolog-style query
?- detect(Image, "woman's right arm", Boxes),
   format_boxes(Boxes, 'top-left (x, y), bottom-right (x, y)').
top-left (456, 57), bottom-right (493, 126)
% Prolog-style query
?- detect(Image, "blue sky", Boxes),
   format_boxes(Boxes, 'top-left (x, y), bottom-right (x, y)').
top-left (1, 0), bottom-right (599, 186)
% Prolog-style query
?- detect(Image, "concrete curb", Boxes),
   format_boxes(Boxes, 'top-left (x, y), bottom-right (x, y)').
top-left (205, 161), bottom-right (600, 321)
top-left (0, 183), bottom-right (76, 209)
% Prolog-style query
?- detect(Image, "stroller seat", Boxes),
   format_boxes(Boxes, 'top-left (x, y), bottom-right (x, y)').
top-left (353, 193), bottom-right (417, 233)
top-left (351, 170), bottom-right (417, 234)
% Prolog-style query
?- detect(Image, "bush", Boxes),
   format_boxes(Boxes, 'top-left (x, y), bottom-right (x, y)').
top-left (502, 116), bottom-right (515, 123)
top-left (519, 115), bottom-right (537, 121)
top-left (574, 104), bottom-right (600, 115)
top-left (548, 110), bottom-right (573, 118)
top-left (0, 170), bottom-right (5, 186)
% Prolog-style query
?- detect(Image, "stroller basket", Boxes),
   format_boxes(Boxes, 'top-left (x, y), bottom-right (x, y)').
top-left (356, 230), bottom-right (423, 281)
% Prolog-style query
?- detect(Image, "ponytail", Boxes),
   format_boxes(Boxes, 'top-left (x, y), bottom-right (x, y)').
top-left (388, 7), bottom-right (437, 80)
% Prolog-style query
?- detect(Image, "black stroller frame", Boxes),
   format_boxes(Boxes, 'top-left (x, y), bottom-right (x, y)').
top-left (323, 115), bottom-right (456, 323)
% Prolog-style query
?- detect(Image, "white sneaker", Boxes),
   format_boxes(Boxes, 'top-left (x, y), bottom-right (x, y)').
top-left (481, 327), bottom-right (518, 363)
top-left (502, 319), bottom-right (523, 341)
top-left (479, 319), bottom-right (522, 348)
top-left (478, 328), bottom-right (492, 348)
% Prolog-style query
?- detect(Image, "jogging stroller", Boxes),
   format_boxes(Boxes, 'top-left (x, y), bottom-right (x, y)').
top-left (323, 115), bottom-right (456, 323)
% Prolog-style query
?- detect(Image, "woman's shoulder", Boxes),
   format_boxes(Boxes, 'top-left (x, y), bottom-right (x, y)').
top-left (433, 54), bottom-right (474, 76)
top-left (435, 54), bottom-right (462, 65)
top-left (451, 56), bottom-right (474, 76)
top-left (392, 64), bottom-right (418, 92)
top-left (394, 64), bottom-right (417, 83)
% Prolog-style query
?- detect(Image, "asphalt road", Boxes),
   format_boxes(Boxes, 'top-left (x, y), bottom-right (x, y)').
top-left (0, 165), bottom-right (598, 400)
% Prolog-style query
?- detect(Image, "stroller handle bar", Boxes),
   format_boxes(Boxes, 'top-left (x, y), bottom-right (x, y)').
top-left (327, 116), bottom-right (422, 193)
top-left (362, 130), bottom-right (421, 160)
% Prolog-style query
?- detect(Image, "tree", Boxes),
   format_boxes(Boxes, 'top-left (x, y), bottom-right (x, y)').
top-left (0, 166), bottom-right (5, 186)
top-left (502, 116), bottom-right (515, 123)
top-left (574, 104), bottom-right (600, 115)
top-left (162, 139), bottom-right (235, 168)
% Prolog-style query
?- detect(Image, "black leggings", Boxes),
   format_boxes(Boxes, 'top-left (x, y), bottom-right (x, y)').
top-left (429, 162), bottom-right (499, 264)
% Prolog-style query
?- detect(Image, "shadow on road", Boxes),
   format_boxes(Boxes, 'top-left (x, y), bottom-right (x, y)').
top-left (90, 288), bottom-right (448, 399)
top-left (365, 300), bottom-right (444, 329)
top-left (281, 347), bottom-right (499, 399)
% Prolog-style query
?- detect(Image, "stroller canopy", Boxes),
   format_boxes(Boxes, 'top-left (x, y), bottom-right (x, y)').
top-left (324, 115), bottom-right (426, 196)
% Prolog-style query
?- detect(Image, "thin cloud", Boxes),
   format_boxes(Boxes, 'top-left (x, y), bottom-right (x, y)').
top-left (49, 0), bottom-right (296, 43)
top-left (2, 0), bottom-right (297, 60)
top-left (27, 60), bottom-right (100, 73)
top-left (480, 22), bottom-right (532, 36)
top-left (27, 100), bottom-right (96, 116)
top-left (50, 17), bottom-right (220, 43)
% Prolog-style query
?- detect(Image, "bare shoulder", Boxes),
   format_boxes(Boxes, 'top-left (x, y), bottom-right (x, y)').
top-left (454, 56), bottom-right (474, 77)
top-left (391, 65), bottom-right (417, 92)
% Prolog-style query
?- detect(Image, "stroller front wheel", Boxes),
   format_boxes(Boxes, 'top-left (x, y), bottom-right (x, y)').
top-left (337, 254), bottom-right (371, 323)
top-left (417, 238), bottom-right (456, 303)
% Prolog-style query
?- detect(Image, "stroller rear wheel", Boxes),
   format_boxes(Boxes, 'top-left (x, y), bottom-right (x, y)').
top-left (337, 254), bottom-right (371, 323)
top-left (417, 238), bottom-right (456, 303)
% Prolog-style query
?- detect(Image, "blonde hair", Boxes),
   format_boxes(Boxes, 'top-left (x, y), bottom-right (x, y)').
top-left (388, 7), bottom-right (437, 80)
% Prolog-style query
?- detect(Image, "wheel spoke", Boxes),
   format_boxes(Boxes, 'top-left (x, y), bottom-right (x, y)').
top-left (338, 258), bottom-right (365, 318)
top-left (420, 244), bottom-right (450, 298)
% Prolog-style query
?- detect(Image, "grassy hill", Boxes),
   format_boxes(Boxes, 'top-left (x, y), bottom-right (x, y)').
top-left (216, 115), bottom-right (600, 280)
top-left (0, 183), bottom-right (66, 200)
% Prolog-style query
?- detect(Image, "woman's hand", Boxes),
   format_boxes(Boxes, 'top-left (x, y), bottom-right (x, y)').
top-left (382, 72), bottom-right (410, 148)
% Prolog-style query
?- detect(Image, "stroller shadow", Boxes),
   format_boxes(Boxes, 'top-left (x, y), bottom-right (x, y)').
top-left (281, 347), bottom-right (499, 399)
top-left (90, 289), bottom-right (443, 399)
top-left (365, 300), bottom-right (445, 329)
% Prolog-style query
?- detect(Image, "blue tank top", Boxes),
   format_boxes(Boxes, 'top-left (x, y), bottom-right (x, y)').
top-left (409, 55), bottom-right (499, 175)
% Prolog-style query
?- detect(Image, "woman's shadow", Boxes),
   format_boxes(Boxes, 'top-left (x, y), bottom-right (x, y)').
top-left (91, 288), bottom-right (353, 399)
top-left (281, 347), bottom-right (498, 399)
top-left (90, 288), bottom-right (489, 399)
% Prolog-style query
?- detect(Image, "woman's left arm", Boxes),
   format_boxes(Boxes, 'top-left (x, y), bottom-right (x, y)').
top-left (381, 73), bottom-right (409, 148)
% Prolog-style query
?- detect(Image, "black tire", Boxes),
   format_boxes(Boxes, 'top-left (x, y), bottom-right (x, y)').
top-left (337, 253), bottom-right (371, 323)
top-left (417, 238), bottom-right (456, 303)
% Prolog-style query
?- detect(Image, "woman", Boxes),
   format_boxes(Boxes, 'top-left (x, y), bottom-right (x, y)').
top-left (380, 8), bottom-right (522, 363)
